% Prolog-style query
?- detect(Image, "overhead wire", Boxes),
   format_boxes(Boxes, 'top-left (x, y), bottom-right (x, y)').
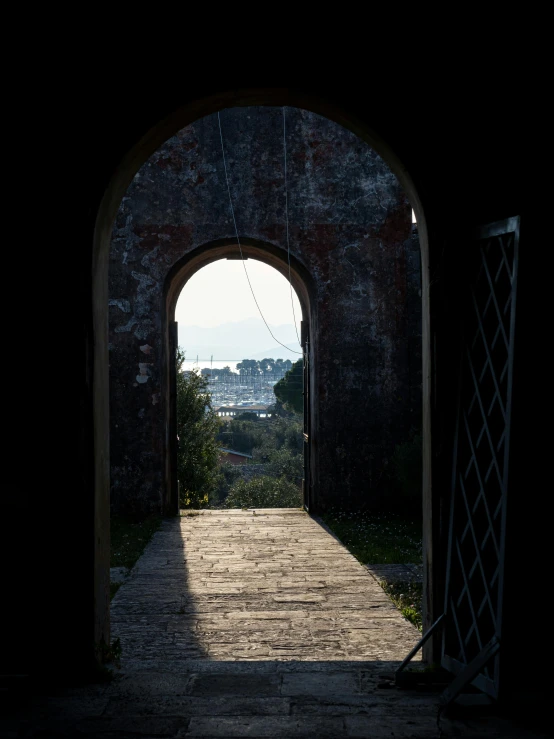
top-left (217, 110), bottom-right (302, 356)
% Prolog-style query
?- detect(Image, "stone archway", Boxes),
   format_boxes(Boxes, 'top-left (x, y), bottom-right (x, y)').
top-left (95, 94), bottom-right (429, 661)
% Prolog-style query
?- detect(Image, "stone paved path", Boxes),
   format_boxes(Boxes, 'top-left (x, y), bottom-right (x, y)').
top-left (3, 510), bottom-right (548, 738)
top-left (111, 509), bottom-right (421, 664)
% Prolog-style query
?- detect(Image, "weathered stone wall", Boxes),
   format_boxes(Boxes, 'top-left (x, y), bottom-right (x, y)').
top-left (109, 107), bottom-right (421, 515)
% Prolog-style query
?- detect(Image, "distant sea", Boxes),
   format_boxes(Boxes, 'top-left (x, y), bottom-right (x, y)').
top-left (181, 358), bottom-right (299, 373)
top-left (178, 318), bottom-right (302, 369)
top-left (181, 359), bottom-right (246, 372)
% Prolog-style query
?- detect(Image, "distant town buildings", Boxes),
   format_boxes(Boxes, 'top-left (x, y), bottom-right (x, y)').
top-left (215, 405), bottom-right (273, 418)
top-left (191, 361), bottom-right (296, 409)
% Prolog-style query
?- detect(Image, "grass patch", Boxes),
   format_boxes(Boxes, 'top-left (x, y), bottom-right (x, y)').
top-left (320, 509), bottom-right (422, 565)
top-left (321, 508), bottom-right (423, 631)
top-left (380, 580), bottom-right (423, 631)
top-left (111, 515), bottom-right (162, 570)
top-left (110, 582), bottom-right (123, 600)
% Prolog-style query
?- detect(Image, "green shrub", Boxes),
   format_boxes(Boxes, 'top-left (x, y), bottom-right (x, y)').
top-left (217, 418), bottom-right (265, 454)
top-left (176, 348), bottom-right (221, 508)
top-left (263, 447), bottom-right (303, 482)
top-left (224, 475), bottom-right (302, 509)
top-left (217, 413), bottom-right (302, 459)
top-left (210, 462), bottom-right (242, 506)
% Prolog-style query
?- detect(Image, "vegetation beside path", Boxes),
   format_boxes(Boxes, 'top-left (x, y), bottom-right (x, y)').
top-left (110, 515), bottom-right (162, 599)
top-left (321, 509), bottom-right (423, 630)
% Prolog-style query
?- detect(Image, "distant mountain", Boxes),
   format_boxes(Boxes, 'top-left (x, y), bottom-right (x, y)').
top-left (178, 318), bottom-right (301, 361)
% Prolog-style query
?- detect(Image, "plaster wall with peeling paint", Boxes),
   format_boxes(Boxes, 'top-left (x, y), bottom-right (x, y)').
top-left (109, 107), bottom-right (421, 516)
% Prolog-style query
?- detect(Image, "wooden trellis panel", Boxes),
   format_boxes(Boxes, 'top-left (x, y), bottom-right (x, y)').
top-left (441, 217), bottom-right (520, 701)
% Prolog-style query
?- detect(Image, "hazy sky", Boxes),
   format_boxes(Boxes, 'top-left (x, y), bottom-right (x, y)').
top-left (176, 258), bottom-right (302, 332)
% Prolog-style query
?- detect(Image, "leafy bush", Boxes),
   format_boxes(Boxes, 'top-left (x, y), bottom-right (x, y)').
top-left (210, 462), bottom-right (242, 506)
top-left (263, 447), bottom-right (303, 482)
top-left (176, 348), bottom-right (221, 508)
top-left (217, 418), bottom-right (265, 454)
top-left (273, 415), bottom-right (303, 454)
top-left (224, 475), bottom-right (302, 509)
top-left (217, 413), bottom-right (302, 459)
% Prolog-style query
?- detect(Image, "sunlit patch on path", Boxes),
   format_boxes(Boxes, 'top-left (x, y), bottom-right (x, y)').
top-left (111, 509), bottom-right (421, 663)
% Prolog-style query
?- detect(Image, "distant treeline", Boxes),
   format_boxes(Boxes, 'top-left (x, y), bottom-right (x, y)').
top-left (200, 358), bottom-right (294, 378)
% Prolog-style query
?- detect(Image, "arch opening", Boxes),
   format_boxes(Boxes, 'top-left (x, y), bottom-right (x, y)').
top-left (164, 246), bottom-right (314, 513)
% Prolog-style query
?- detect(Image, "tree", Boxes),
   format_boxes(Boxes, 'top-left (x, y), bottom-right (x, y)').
top-left (264, 447), bottom-right (303, 482)
top-left (236, 359), bottom-right (259, 376)
top-left (259, 358), bottom-right (275, 375)
top-left (216, 416), bottom-right (264, 454)
top-left (273, 358), bottom-right (303, 414)
top-left (176, 348), bottom-right (221, 508)
top-left (210, 461), bottom-right (241, 507)
top-left (266, 398), bottom-right (287, 417)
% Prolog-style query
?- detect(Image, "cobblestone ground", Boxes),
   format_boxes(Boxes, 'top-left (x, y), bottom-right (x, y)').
top-left (111, 509), bottom-right (421, 664)
top-left (3, 511), bottom-right (547, 737)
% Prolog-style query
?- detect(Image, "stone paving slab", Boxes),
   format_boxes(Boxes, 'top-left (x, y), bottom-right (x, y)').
top-left (3, 510), bottom-right (548, 737)
top-left (110, 565), bottom-right (130, 584)
top-left (111, 509), bottom-right (420, 664)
